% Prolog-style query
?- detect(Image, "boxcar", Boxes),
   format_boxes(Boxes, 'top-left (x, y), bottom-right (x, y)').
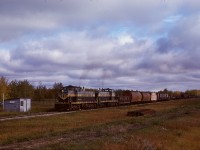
top-left (117, 90), bottom-right (131, 105)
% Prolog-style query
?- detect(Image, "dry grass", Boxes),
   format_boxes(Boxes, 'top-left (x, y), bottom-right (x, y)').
top-left (0, 106), bottom-right (130, 145)
top-left (101, 99), bottom-right (200, 150)
top-left (0, 98), bottom-right (200, 149)
top-left (103, 137), bottom-right (158, 150)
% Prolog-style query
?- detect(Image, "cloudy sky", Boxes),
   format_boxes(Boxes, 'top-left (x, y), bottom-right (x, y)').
top-left (0, 0), bottom-right (200, 91)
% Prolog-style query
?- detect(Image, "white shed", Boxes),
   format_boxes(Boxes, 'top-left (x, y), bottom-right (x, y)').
top-left (4, 98), bottom-right (31, 112)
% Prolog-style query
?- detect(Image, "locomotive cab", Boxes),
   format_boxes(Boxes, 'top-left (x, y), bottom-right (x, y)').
top-left (58, 85), bottom-right (81, 102)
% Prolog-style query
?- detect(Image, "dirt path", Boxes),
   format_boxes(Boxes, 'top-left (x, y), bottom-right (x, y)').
top-left (0, 111), bottom-right (74, 122)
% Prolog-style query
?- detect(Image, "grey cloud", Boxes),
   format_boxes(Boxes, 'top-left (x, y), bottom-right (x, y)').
top-left (0, 0), bottom-right (184, 41)
top-left (1, 0), bottom-right (200, 91)
top-left (1, 30), bottom-right (152, 85)
top-left (156, 14), bottom-right (200, 71)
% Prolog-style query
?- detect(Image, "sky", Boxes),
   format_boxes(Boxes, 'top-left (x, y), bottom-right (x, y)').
top-left (0, 0), bottom-right (200, 91)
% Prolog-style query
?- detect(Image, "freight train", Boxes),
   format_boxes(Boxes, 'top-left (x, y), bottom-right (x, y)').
top-left (55, 85), bottom-right (170, 111)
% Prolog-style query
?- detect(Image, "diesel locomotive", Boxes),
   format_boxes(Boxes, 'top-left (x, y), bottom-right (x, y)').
top-left (55, 85), bottom-right (117, 111)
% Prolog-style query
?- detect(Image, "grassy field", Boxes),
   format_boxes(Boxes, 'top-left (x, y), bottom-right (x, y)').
top-left (0, 99), bottom-right (200, 149)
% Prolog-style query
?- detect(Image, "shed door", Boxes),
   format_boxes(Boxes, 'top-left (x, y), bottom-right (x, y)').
top-left (20, 100), bottom-right (27, 112)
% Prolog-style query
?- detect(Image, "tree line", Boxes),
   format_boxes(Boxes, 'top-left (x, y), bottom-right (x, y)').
top-left (0, 76), bottom-right (63, 101)
top-left (0, 76), bottom-right (200, 101)
top-left (159, 88), bottom-right (200, 98)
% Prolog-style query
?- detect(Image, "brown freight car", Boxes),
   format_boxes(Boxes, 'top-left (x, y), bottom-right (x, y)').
top-left (130, 91), bottom-right (142, 103)
top-left (118, 91), bottom-right (142, 104)
top-left (117, 90), bottom-right (131, 105)
top-left (141, 92), bottom-right (151, 102)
